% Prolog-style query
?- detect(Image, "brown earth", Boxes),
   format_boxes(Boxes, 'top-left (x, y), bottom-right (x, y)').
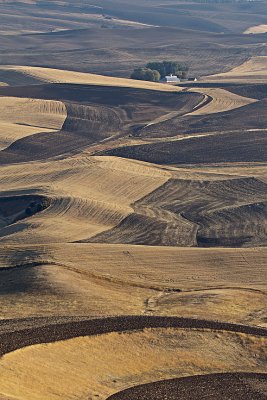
top-left (1, 315), bottom-right (266, 357)
top-left (107, 373), bottom-right (267, 400)
top-left (105, 130), bottom-right (267, 165)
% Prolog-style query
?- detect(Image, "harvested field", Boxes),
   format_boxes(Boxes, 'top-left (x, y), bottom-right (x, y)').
top-left (88, 177), bottom-right (267, 247)
top-left (0, 96), bottom-right (66, 150)
top-left (0, 156), bottom-right (172, 244)
top-left (1, 152), bottom-right (267, 247)
top-left (0, 2), bottom-right (266, 394)
top-left (0, 83), bottom-right (203, 163)
top-left (188, 87), bottom-right (257, 115)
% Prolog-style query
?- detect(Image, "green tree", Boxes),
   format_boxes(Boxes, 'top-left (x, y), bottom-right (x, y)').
top-left (146, 62), bottom-right (166, 77)
top-left (151, 69), bottom-right (161, 82)
top-left (131, 68), bottom-right (160, 82)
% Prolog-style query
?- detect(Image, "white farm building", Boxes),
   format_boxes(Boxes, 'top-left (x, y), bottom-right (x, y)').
top-left (162, 74), bottom-right (180, 84)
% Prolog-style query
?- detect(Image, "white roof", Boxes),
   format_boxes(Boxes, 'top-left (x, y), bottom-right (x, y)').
top-left (165, 75), bottom-right (180, 81)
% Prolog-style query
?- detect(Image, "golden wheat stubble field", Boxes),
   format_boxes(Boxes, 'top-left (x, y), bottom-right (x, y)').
top-left (0, 9), bottom-right (267, 399)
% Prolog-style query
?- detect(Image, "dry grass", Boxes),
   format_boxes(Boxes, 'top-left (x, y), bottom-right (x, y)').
top-left (0, 155), bottom-right (170, 244)
top-left (0, 97), bottom-right (66, 150)
top-left (0, 243), bottom-right (266, 325)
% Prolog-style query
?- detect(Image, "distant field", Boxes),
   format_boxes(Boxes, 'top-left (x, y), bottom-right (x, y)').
top-left (0, 1), bottom-right (266, 77)
top-left (206, 56), bottom-right (267, 82)
top-left (244, 24), bottom-right (267, 34)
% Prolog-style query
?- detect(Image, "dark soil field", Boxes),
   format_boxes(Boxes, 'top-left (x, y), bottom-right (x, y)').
top-left (223, 84), bottom-right (267, 100)
top-left (105, 130), bottom-right (267, 164)
top-left (1, 315), bottom-right (266, 357)
top-left (134, 99), bottom-right (267, 138)
top-left (107, 373), bottom-right (267, 400)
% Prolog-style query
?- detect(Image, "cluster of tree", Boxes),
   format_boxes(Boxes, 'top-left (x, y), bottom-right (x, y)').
top-left (130, 67), bottom-right (161, 82)
top-left (147, 61), bottom-right (189, 79)
top-left (131, 61), bottom-right (189, 82)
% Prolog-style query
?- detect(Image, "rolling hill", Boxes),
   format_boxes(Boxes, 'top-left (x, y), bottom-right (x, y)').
top-left (0, 2), bottom-right (266, 399)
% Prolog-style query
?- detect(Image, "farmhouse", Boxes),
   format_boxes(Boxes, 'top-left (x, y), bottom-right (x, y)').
top-left (162, 74), bottom-right (181, 84)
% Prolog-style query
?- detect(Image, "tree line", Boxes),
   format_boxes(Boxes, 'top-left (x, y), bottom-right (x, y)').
top-left (131, 61), bottom-right (189, 82)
